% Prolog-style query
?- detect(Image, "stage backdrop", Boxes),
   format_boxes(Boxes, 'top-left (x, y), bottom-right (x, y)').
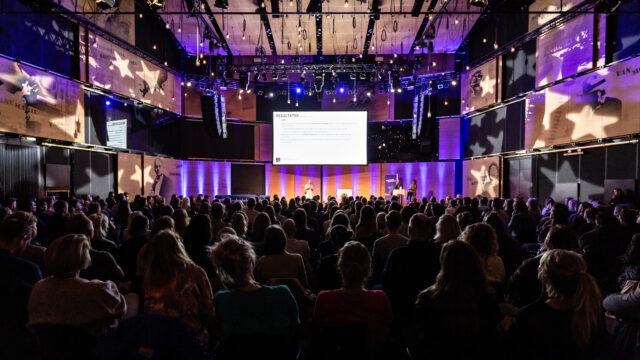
top-left (463, 157), bottom-right (501, 198)
top-left (117, 152), bottom-right (142, 196)
top-left (525, 55), bottom-right (640, 149)
top-left (80, 33), bottom-right (182, 113)
top-left (461, 58), bottom-right (501, 114)
top-left (143, 155), bottom-right (181, 199)
top-left (0, 58), bottom-right (84, 143)
top-left (536, 14), bottom-right (595, 88)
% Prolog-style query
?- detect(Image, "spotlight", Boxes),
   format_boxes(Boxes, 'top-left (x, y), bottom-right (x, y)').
top-left (332, 97), bottom-right (336, 103)
top-left (451, 80), bottom-right (457, 86)
top-left (314, 73), bottom-right (325, 92)
top-left (272, 72), bottom-right (278, 80)
top-left (296, 87), bottom-right (302, 94)
top-left (186, 81), bottom-right (192, 87)
top-left (281, 72), bottom-right (288, 80)
top-left (344, 0), bottom-right (348, 7)
top-left (511, 47), bottom-right (516, 52)
top-left (269, 92), bottom-right (274, 97)
top-left (105, 100), bottom-right (111, 106)
top-left (350, 73), bottom-right (357, 80)
top-left (360, 73), bottom-right (366, 80)
top-left (339, 87), bottom-right (345, 94)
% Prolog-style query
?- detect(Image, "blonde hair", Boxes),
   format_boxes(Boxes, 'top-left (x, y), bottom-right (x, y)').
top-left (45, 234), bottom-right (91, 277)
top-left (435, 214), bottom-right (461, 245)
top-left (144, 230), bottom-right (193, 289)
top-left (181, 197), bottom-right (191, 212)
top-left (538, 249), bottom-right (601, 348)
top-left (172, 208), bottom-right (190, 236)
top-left (6, 211), bottom-right (37, 240)
top-left (210, 235), bottom-right (256, 288)
top-left (89, 213), bottom-right (109, 239)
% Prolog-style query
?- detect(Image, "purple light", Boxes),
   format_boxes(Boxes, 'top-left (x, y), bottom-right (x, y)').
top-left (339, 87), bottom-right (345, 94)
top-left (105, 100), bottom-right (111, 106)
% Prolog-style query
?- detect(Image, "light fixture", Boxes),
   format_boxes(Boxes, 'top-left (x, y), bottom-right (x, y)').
top-left (295, 100), bottom-right (299, 107)
top-left (181, 81), bottom-right (184, 86)
top-left (152, 44), bottom-right (157, 50)
top-left (344, 0), bottom-right (348, 7)
top-left (289, 0), bottom-right (293, 6)
top-left (493, 42), bottom-right (498, 50)
top-left (455, 18), bottom-right (459, 24)
top-left (165, 22), bottom-right (170, 29)
top-left (451, 80), bottom-right (457, 86)
top-left (186, 81), bottom-right (192, 87)
top-left (139, 13), bottom-right (143, 18)
top-left (163, 61), bottom-right (168, 66)
top-left (511, 47), bottom-right (515, 53)
top-left (272, 72), bottom-right (278, 80)
top-left (333, 97), bottom-right (336, 103)
top-left (482, 38), bottom-right (487, 43)
top-left (432, 61), bottom-right (436, 66)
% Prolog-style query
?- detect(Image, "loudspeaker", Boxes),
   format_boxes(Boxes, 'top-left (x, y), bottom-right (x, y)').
top-left (201, 94), bottom-right (219, 138)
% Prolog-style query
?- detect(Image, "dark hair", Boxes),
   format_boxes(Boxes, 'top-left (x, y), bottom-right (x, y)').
top-left (263, 225), bottom-right (287, 255)
top-left (425, 240), bottom-right (487, 299)
top-left (338, 241), bottom-right (371, 287)
top-left (385, 210), bottom-right (402, 231)
top-left (151, 216), bottom-right (175, 237)
top-left (53, 200), bottom-right (68, 214)
top-left (211, 202), bottom-right (224, 220)
top-left (66, 213), bottom-right (93, 238)
top-left (183, 214), bottom-right (213, 252)
top-left (329, 225), bottom-right (353, 248)
top-left (293, 208), bottom-right (308, 231)
top-left (401, 205), bottom-right (418, 224)
top-left (251, 213), bottom-right (271, 243)
top-left (0, 218), bottom-right (31, 243)
top-left (129, 214), bottom-right (149, 238)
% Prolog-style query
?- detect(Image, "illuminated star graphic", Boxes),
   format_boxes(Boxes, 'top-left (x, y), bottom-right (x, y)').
top-left (112, 51), bottom-right (133, 79)
top-left (566, 106), bottom-right (617, 140)
top-left (470, 167), bottom-right (486, 196)
top-left (136, 60), bottom-right (160, 95)
top-left (487, 131), bottom-right (504, 154)
top-left (469, 141), bottom-right (486, 155)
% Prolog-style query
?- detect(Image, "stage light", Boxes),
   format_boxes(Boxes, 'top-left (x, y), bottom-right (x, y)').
top-left (350, 73), bottom-right (357, 80)
top-left (165, 22), bottom-right (170, 29)
top-left (296, 87), bottom-right (302, 94)
top-left (247, 89), bottom-right (252, 94)
top-left (152, 44), bottom-right (157, 50)
top-left (269, 92), bottom-right (274, 97)
top-left (163, 61), bottom-right (168, 66)
top-left (314, 73), bottom-right (324, 92)
top-left (511, 47), bottom-right (516, 52)
top-left (289, 0), bottom-right (293, 5)
top-left (187, 81), bottom-right (192, 87)
top-left (281, 72), bottom-right (288, 80)
top-left (105, 100), bottom-right (111, 106)
top-left (339, 87), bottom-right (345, 94)
top-left (181, 81), bottom-right (184, 86)
top-left (272, 72), bottom-right (278, 80)
top-left (360, 73), bottom-right (366, 80)
top-left (295, 100), bottom-right (299, 107)
top-left (397, 88), bottom-right (402, 93)
top-left (333, 97), bottom-right (336, 103)
top-left (482, 38), bottom-right (487, 43)
top-left (344, 0), bottom-right (348, 7)
top-left (451, 80), bottom-right (457, 86)
top-left (493, 42), bottom-right (498, 50)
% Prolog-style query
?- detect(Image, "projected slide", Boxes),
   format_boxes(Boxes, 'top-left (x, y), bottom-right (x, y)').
top-left (272, 111), bottom-right (367, 165)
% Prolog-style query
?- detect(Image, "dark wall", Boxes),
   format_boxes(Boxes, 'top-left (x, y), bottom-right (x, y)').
top-left (606, 0), bottom-right (640, 63)
top-left (504, 143), bottom-right (639, 202)
top-left (463, 101), bottom-right (525, 157)
top-left (230, 164), bottom-right (265, 195)
top-left (502, 39), bottom-right (536, 100)
top-left (0, 142), bottom-right (42, 201)
top-left (368, 122), bottom-right (435, 162)
top-left (72, 150), bottom-right (115, 198)
top-left (180, 121), bottom-right (255, 160)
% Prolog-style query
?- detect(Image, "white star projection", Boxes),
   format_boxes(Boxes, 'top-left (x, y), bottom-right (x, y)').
top-left (112, 51), bottom-right (133, 79)
top-left (566, 106), bottom-right (617, 140)
top-left (136, 60), bottom-right (160, 95)
top-left (469, 142), bottom-right (487, 155)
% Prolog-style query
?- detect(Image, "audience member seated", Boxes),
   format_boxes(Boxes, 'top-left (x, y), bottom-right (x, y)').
top-left (255, 225), bottom-right (308, 288)
top-left (172, 208), bottom-right (190, 237)
top-left (118, 214), bottom-right (149, 282)
top-left (316, 225), bottom-right (353, 292)
top-left (45, 200), bottom-right (69, 246)
top-left (282, 219), bottom-right (311, 265)
top-left (230, 211), bottom-right (248, 239)
top-left (371, 211), bottom-right (408, 286)
top-left (411, 240), bottom-right (501, 360)
top-left (618, 234), bottom-right (640, 291)
top-left (580, 211), bottom-right (624, 295)
top-left (355, 205), bottom-right (380, 251)
top-left (143, 230), bottom-right (215, 347)
top-left (67, 213), bottom-right (124, 282)
top-left (210, 236), bottom-right (299, 358)
top-left (7, 211), bottom-right (46, 274)
top-left (603, 283), bottom-right (640, 359)
top-left (508, 199), bottom-right (537, 244)
top-left (88, 213), bottom-right (118, 257)
top-left (485, 211), bottom-right (525, 282)
top-left (294, 208), bottom-right (321, 249)
top-left (28, 234), bottom-right (126, 337)
top-left (506, 249), bottom-right (607, 359)
top-left (0, 218), bottom-right (42, 358)
top-left (433, 214), bottom-right (461, 247)
top-left (461, 223), bottom-right (505, 285)
top-left (383, 213), bottom-right (440, 343)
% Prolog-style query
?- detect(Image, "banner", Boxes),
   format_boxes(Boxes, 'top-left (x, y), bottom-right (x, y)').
top-left (81, 34), bottom-right (182, 113)
top-left (536, 14), bottom-right (594, 87)
top-left (60, 0), bottom-right (135, 44)
top-left (0, 58), bottom-right (84, 142)
top-left (461, 58), bottom-right (501, 114)
top-left (385, 174), bottom-right (399, 196)
top-left (528, 0), bottom-right (580, 32)
top-left (525, 55), bottom-right (640, 149)
top-left (143, 155), bottom-right (182, 199)
top-left (463, 157), bottom-right (500, 197)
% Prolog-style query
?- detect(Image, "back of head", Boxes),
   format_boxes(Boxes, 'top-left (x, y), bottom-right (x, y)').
top-left (484, 211), bottom-right (508, 239)
top-left (338, 241), bottom-right (371, 288)
top-left (331, 212), bottom-right (350, 229)
top-left (199, 201), bottom-right (211, 215)
top-left (401, 206), bottom-right (418, 224)
top-left (252, 213), bottom-right (271, 241)
top-left (431, 203), bottom-right (445, 218)
top-left (231, 212), bottom-right (248, 237)
top-left (0, 217), bottom-right (31, 245)
top-left (545, 224), bottom-right (578, 250)
top-left (129, 214), bottom-right (149, 238)
top-left (551, 203), bottom-right (570, 225)
top-left (263, 225), bottom-right (287, 255)
top-left (431, 240), bottom-right (487, 298)
top-left (456, 211), bottom-right (473, 230)
top-left (66, 213), bottom-right (94, 238)
top-left (210, 235), bottom-right (256, 287)
top-left (408, 213), bottom-right (431, 241)
top-left (282, 219), bottom-right (297, 239)
top-left (514, 199), bottom-right (528, 214)
top-left (538, 249), bottom-right (601, 347)
top-left (53, 200), bottom-right (68, 214)
top-left (385, 210), bottom-right (402, 232)
top-left (45, 234), bottom-right (91, 277)
top-left (89, 213), bottom-right (109, 239)
top-left (435, 214), bottom-right (461, 245)
top-left (145, 230), bottom-right (192, 288)
top-left (151, 216), bottom-right (175, 237)
top-left (293, 208), bottom-right (307, 231)
top-left (247, 197), bottom-right (256, 209)
top-left (492, 197), bottom-right (504, 211)
top-left (211, 202), bottom-right (224, 220)
top-left (329, 225), bottom-right (353, 249)
top-left (183, 214), bottom-right (212, 249)
top-left (460, 222), bottom-right (498, 257)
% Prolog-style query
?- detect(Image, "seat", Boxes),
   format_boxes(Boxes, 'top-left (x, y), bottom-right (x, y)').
top-left (30, 324), bottom-right (97, 360)
top-left (307, 322), bottom-right (391, 360)
top-left (94, 314), bottom-right (206, 360)
top-left (215, 332), bottom-right (298, 360)
top-left (267, 277), bottom-right (315, 321)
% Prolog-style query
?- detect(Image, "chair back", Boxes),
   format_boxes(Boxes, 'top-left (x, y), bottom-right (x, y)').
top-left (31, 324), bottom-right (97, 360)
top-left (216, 332), bottom-right (298, 360)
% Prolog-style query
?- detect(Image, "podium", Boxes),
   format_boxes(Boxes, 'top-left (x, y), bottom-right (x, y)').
top-left (392, 189), bottom-right (408, 205)
top-left (337, 189), bottom-right (353, 199)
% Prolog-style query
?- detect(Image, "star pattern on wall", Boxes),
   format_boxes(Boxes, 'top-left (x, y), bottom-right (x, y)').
top-left (112, 51), bottom-right (133, 79)
top-left (566, 105), bottom-right (617, 140)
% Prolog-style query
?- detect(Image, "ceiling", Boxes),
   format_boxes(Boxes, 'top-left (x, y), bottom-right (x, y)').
top-left (159, 0), bottom-right (478, 57)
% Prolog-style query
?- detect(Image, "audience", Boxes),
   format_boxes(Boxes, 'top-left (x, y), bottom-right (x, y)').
top-left (4, 188), bottom-right (639, 358)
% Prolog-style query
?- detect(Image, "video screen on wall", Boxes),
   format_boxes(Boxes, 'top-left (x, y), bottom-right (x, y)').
top-left (272, 111), bottom-right (368, 165)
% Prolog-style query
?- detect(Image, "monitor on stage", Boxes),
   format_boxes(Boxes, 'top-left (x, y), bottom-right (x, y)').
top-left (272, 111), bottom-right (368, 165)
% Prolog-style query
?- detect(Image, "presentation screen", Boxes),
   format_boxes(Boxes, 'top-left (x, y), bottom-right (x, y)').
top-left (272, 111), bottom-right (368, 165)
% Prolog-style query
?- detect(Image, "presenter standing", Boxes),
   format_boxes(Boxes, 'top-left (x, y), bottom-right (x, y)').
top-left (408, 179), bottom-right (417, 202)
top-left (304, 179), bottom-right (314, 199)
